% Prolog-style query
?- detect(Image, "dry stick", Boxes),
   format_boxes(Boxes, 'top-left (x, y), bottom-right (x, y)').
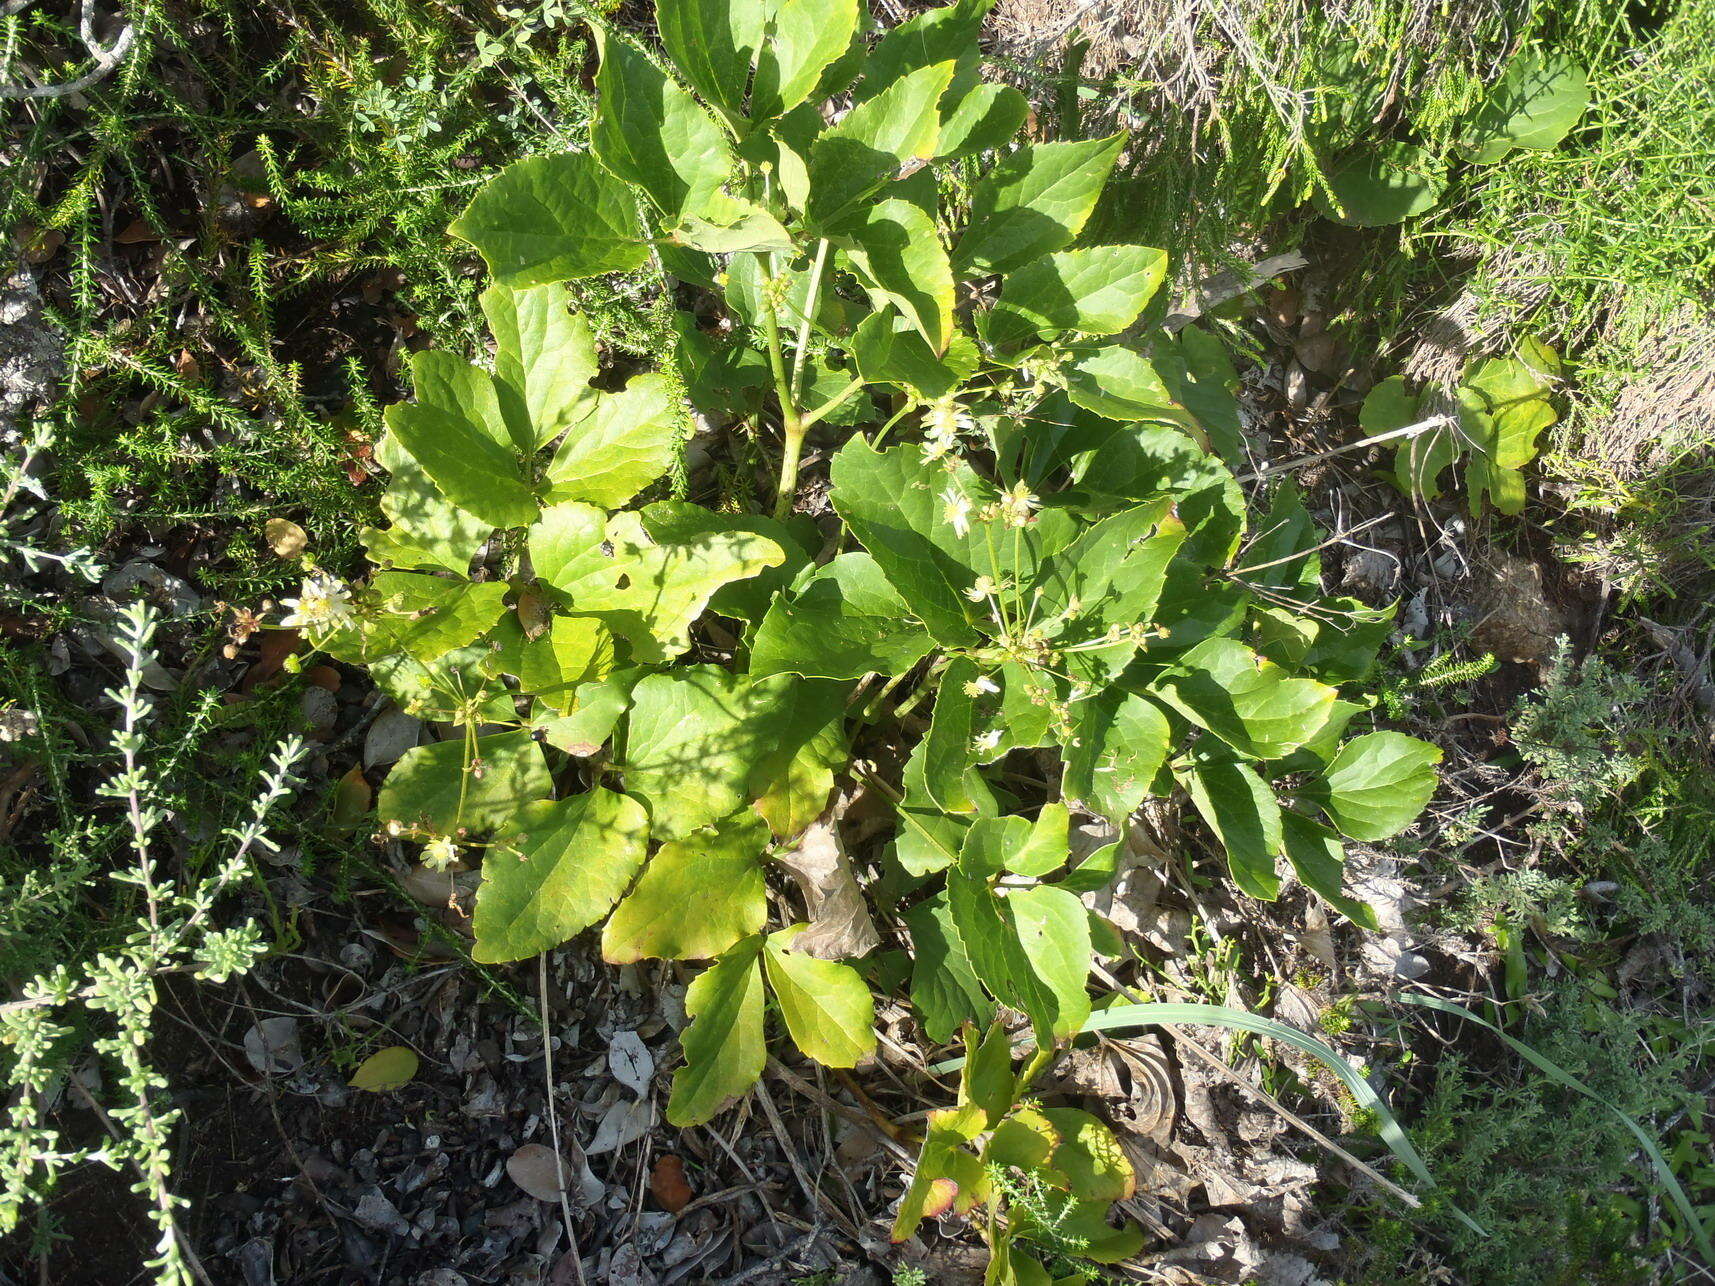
top-left (1233, 413), bottom-right (1456, 485)
top-left (538, 953), bottom-right (587, 1286)
top-left (1090, 964), bottom-right (1422, 1212)
top-left (1163, 249), bottom-right (1311, 333)
top-left (1227, 510), bottom-right (1397, 578)
top-left (0, 0), bottom-right (137, 99)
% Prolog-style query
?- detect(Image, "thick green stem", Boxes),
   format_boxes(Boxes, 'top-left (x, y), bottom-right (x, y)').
top-left (756, 254), bottom-right (806, 522)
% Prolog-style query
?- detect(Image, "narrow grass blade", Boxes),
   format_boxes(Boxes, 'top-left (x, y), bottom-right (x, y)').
top-left (1398, 992), bottom-right (1715, 1262)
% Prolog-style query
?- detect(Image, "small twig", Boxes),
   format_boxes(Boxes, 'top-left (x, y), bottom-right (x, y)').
top-left (1227, 511), bottom-right (1395, 578)
top-left (538, 953), bottom-right (587, 1286)
top-left (1235, 414), bottom-right (1456, 485)
top-left (0, 1), bottom-right (137, 101)
top-left (1164, 249), bottom-right (1310, 333)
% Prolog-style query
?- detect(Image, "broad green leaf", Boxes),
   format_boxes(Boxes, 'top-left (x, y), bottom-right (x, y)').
top-left (972, 660), bottom-right (1057, 758)
top-left (828, 439), bottom-right (982, 646)
top-left (959, 806), bottom-right (1068, 881)
top-left (1297, 598), bottom-right (1395, 683)
top-left (960, 1021), bottom-right (1016, 1127)
top-left (449, 152), bottom-right (648, 286)
top-left (545, 372), bottom-right (680, 508)
top-left (367, 433), bottom-right (493, 575)
top-left (1070, 422), bottom-right (1246, 566)
top-left (858, 0), bottom-right (992, 102)
top-left (384, 352), bottom-right (536, 529)
top-left (1315, 731), bottom-right (1440, 841)
top-left (935, 81), bottom-right (1027, 159)
top-left (957, 815), bottom-right (1028, 877)
top-left (1031, 502), bottom-right (1185, 682)
top-left (1062, 690), bottom-right (1170, 824)
top-left (625, 668), bottom-right (841, 840)
top-left (361, 572), bottom-right (509, 664)
top-left (848, 310), bottom-right (979, 400)
top-left (367, 641), bottom-right (515, 723)
top-left (947, 857), bottom-right (1089, 1046)
top-left (670, 196), bottom-right (795, 253)
top-left (1061, 344), bottom-right (1193, 434)
top-left (952, 134), bottom-right (1124, 276)
top-left (516, 616), bottom-right (616, 714)
top-left (1182, 755), bottom-right (1283, 900)
top-left (655, 0), bottom-right (765, 121)
top-left (642, 504), bottom-right (812, 624)
top-left (984, 245), bottom-right (1166, 348)
top-left (987, 1106), bottom-right (1058, 1171)
top-left (892, 1103), bottom-right (988, 1240)
top-left (482, 283), bottom-right (598, 450)
top-left (593, 30), bottom-right (732, 220)
top-left (533, 666), bottom-right (642, 755)
top-left (602, 813), bottom-right (770, 961)
top-left (1019, 1198), bottom-right (1143, 1264)
top-left (1150, 563), bottom-right (1250, 653)
top-left (751, 553), bottom-right (937, 680)
top-left (840, 197), bottom-right (953, 354)
top-left (625, 665), bottom-right (766, 840)
top-left (830, 440), bottom-right (1077, 645)
top-left (1314, 142), bottom-right (1444, 227)
top-left (349, 1046), bottom-right (419, 1093)
top-left (525, 500), bottom-right (605, 586)
top-left (1006, 885), bottom-right (1092, 1040)
top-left (1009, 802), bottom-right (1070, 878)
top-left (470, 788), bottom-right (649, 961)
top-left (924, 658), bottom-right (980, 813)
top-left (749, 0), bottom-right (859, 120)
top-left (905, 893), bottom-right (993, 1042)
top-left (1361, 373), bottom-right (1420, 438)
top-left (1462, 51), bottom-right (1588, 164)
top-left (746, 676), bottom-right (848, 839)
top-left (667, 938), bottom-right (767, 1126)
top-left (1280, 811), bottom-right (1378, 929)
top-left (1039, 1107), bottom-right (1134, 1202)
top-left (1457, 349), bottom-right (1558, 516)
top-left (763, 926), bottom-right (877, 1066)
top-left (808, 62), bottom-right (955, 229)
top-left (1238, 479), bottom-right (1322, 595)
top-left (895, 730), bottom-right (998, 877)
top-left (378, 731), bottom-right (550, 839)
top-left (1159, 325), bottom-right (1246, 467)
top-left (534, 507), bottom-right (784, 663)
top-left (1153, 637), bottom-right (1338, 759)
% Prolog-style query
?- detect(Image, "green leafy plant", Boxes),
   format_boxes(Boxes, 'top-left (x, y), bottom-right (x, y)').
top-left (1312, 44), bottom-right (1589, 228)
top-left (1365, 336), bottom-right (1563, 513)
top-left (281, 0), bottom-right (1448, 1264)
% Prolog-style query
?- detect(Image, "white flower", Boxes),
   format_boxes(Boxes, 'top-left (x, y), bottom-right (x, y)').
top-left (922, 395), bottom-right (975, 459)
top-left (962, 674), bottom-right (1000, 697)
top-left (997, 481), bottom-right (1040, 528)
top-left (279, 573), bottom-right (354, 632)
top-left (942, 486), bottom-right (974, 538)
top-left (420, 836), bottom-right (459, 872)
top-left (964, 575), bottom-right (997, 603)
top-left (971, 729), bottom-right (1003, 755)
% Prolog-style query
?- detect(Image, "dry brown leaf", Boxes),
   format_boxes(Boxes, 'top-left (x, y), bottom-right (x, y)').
top-left (304, 664), bottom-right (342, 693)
top-left (506, 1143), bottom-right (568, 1202)
top-left (649, 1155), bottom-right (692, 1213)
top-left (773, 816), bottom-right (879, 959)
top-left (265, 517), bottom-right (307, 558)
